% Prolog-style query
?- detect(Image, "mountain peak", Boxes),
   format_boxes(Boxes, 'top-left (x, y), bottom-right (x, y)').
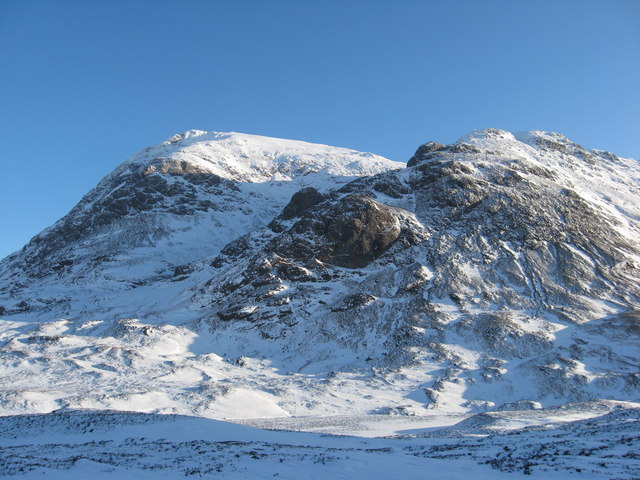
top-left (456, 127), bottom-right (517, 144)
top-left (454, 128), bottom-right (581, 155)
top-left (123, 130), bottom-right (402, 184)
top-left (0, 132), bottom-right (402, 283)
top-left (165, 129), bottom-right (209, 144)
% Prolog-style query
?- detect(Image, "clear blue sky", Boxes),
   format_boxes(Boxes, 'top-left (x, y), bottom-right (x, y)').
top-left (1, 0), bottom-right (639, 260)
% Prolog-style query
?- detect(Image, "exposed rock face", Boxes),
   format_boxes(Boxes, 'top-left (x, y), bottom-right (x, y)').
top-left (407, 141), bottom-right (447, 166)
top-left (278, 187), bottom-right (326, 220)
top-left (406, 149), bottom-right (638, 321)
top-left (270, 193), bottom-right (403, 268)
top-left (23, 168), bottom-right (238, 274)
top-left (314, 194), bottom-right (401, 268)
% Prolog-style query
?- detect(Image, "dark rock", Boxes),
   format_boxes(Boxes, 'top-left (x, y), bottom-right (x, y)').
top-left (217, 305), bottom-right (257, 322)
top-left (172, 264), bottom-right (194, 281)
top-left (11, 167), bottom-right (240, 278)
top-left (173, 264), bottom-right (193, 277)
top-left (448, 143), bottom-right (482, 154)
top-left (279, 187), bottom-right (326, 220)
top-left (271, 257), bottom-right (314, 282)
top-left (331, 293), bottom-right (376, 312)
top-left (315, 195), bottom-right (401, 268)
top-left (408, 141), bottom-right (447, 167)
top-left (24, 335), bottom-right (62, 345)
top-left (51, 259), bottom-right (73, 272)
top-left (269, 194), bottom-right (402, 269)
top-left (217, 235), bottom-right (252, 261)
top-left (373, 177), bottom-right (411, 199)
top-left (16, 301), bottom-right (30, 312)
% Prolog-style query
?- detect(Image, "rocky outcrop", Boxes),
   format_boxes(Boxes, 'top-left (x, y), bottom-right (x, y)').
top-left (277, 187), bottom-right (326, 220)
top-left (269, 194), bottom-right (403, 268)
top-left (407, 141), bottom-right (447, 166)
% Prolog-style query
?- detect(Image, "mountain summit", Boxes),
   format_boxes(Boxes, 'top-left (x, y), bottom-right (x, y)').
top-left (0, 128), bottom-right (638, 420)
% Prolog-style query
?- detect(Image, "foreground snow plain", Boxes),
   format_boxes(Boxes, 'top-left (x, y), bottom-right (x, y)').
top-left (1, 406), bottom-right (639, 479)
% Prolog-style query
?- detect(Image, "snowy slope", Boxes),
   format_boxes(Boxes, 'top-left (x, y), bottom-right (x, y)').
top-left (184, 128), bottom-right (640, 415)
top-left (0, 129), bottom-right (639, 478)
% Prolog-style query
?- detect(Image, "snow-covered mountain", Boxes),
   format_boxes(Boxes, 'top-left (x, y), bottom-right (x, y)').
top-left (188, 128), bottom-right (640, 415)
top-left (2, 128), bottom-right (639, 478)
top-left (0, 131), bottom-right (401, 319)
top-left (0, 128), bottom-right (638, 420)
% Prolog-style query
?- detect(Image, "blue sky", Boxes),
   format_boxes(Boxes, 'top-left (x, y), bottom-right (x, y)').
top-left (1, 0), bottom-right (639, 259)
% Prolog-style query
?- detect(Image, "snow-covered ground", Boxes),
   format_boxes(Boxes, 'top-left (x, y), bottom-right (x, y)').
top-left (1, 406), bottom-right (638, 479)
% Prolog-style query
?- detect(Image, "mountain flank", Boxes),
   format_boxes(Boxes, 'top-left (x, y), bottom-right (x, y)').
top-left (0, 128), bottom-right (638, 419)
